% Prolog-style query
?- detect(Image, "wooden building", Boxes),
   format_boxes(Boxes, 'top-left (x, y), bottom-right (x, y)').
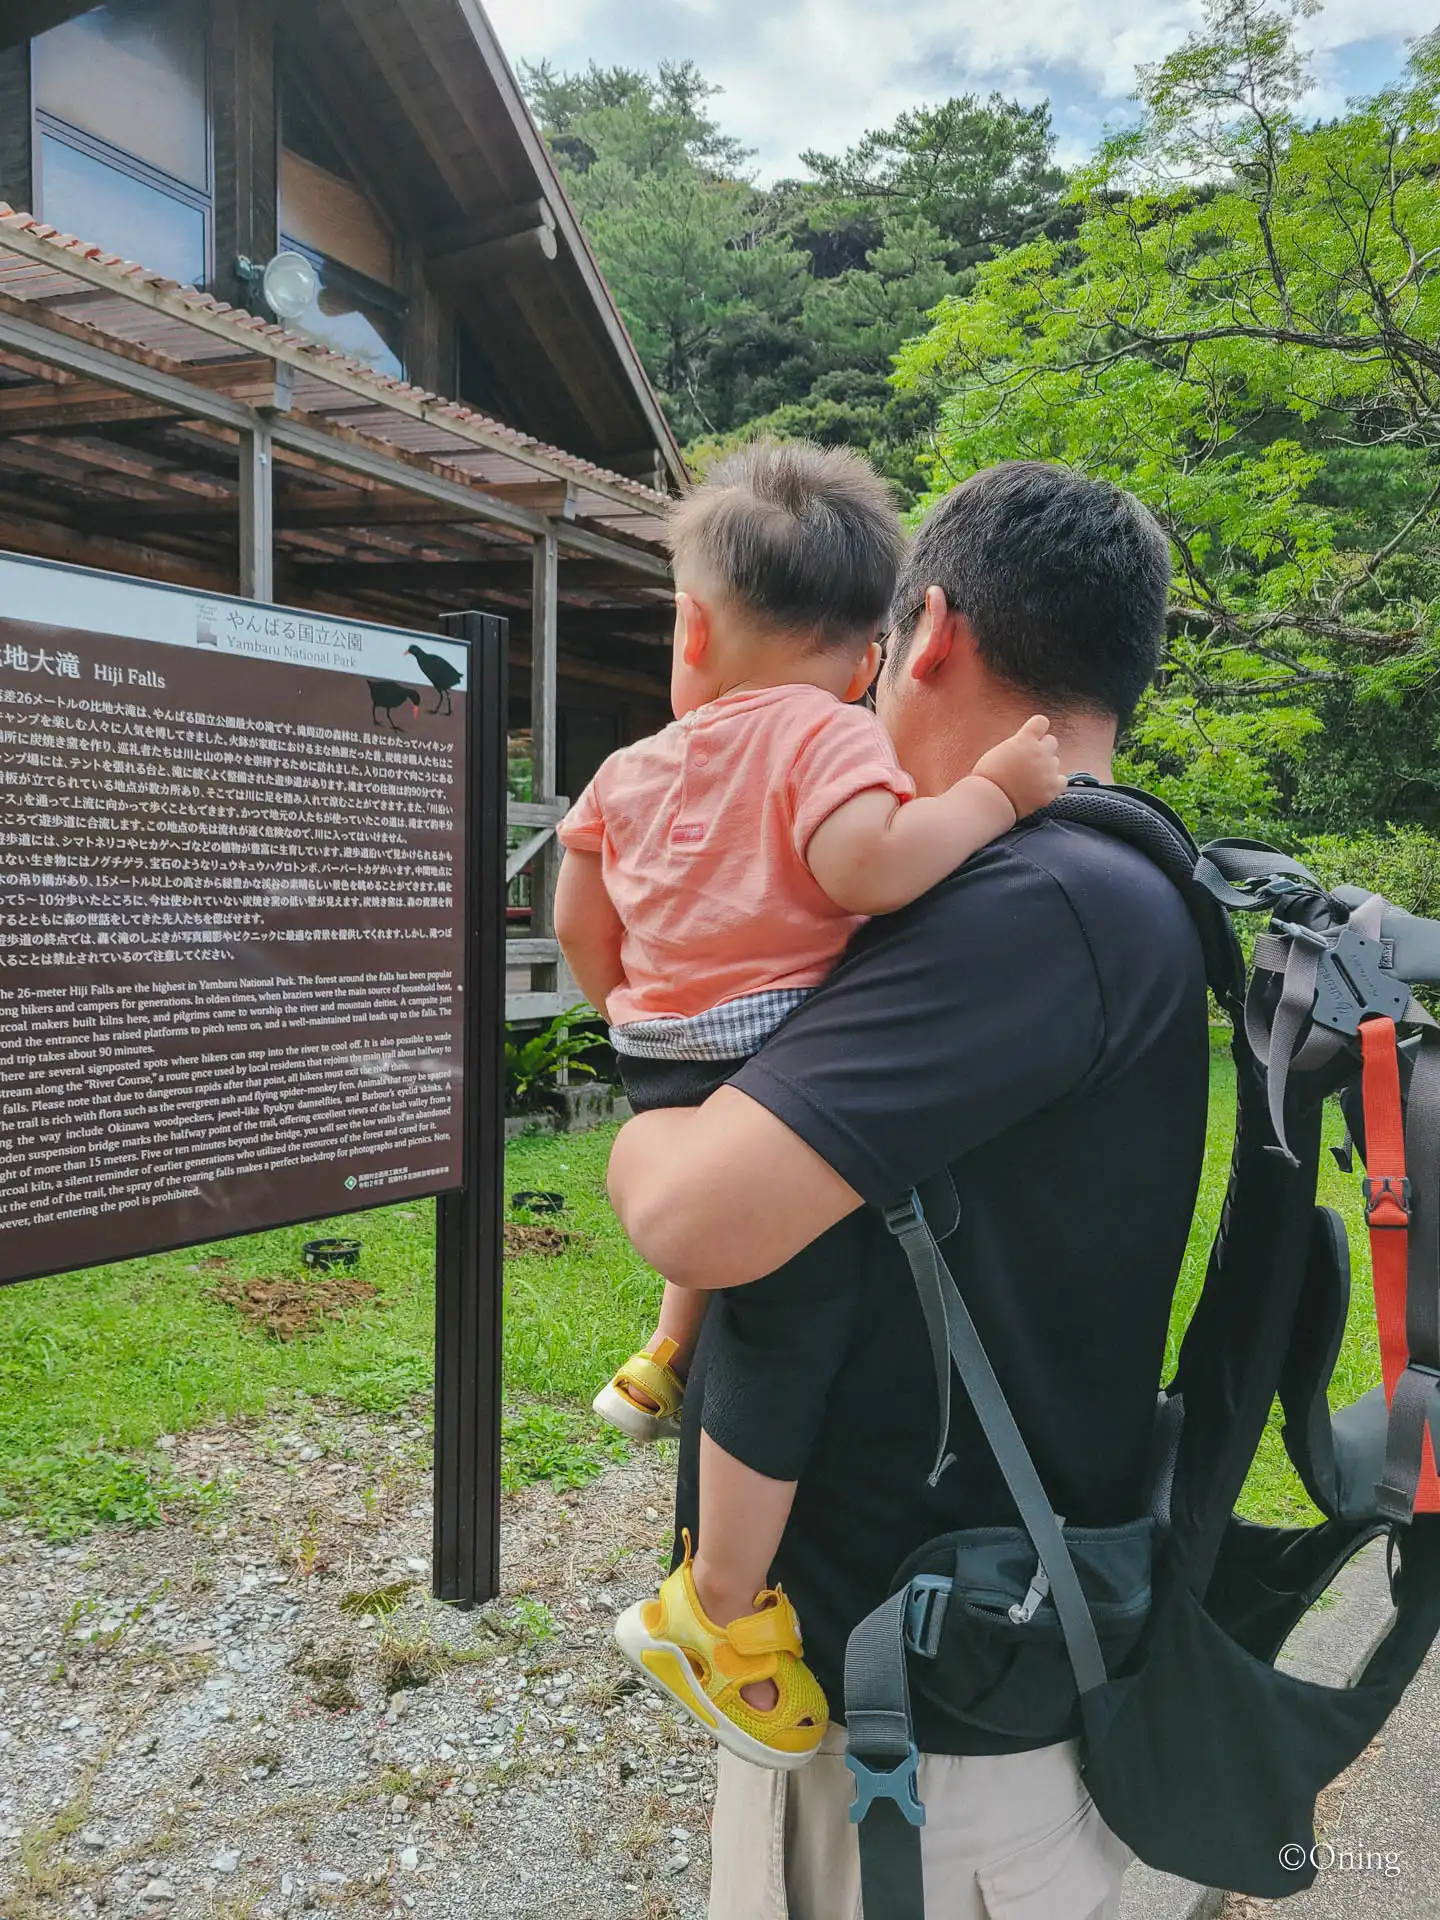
top-left (0, 0), bottom-right (682, 1019)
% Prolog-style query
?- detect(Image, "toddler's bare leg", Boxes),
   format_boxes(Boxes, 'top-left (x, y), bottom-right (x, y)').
top-left (621, 1284), bottom-right (708, 1414)
top-left (653, 1282), bottom-right (708, 1376)
top-left (693, 1429), bottom-right (797, 1712)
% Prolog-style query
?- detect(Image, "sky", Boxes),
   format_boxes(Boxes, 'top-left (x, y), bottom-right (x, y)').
top-left (483, 0), bottom-right (1439, 179)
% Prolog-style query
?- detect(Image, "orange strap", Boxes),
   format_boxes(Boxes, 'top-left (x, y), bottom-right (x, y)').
top-left (1360, 1017), bottom-right (1440, 1510)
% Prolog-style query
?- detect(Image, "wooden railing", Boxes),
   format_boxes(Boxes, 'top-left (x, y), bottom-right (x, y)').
top-left (504, 797), bottom-right (587, 1023)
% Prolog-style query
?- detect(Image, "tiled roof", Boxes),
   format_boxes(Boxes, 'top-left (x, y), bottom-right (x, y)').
top-left (0, 207), bottom-right (675, 544)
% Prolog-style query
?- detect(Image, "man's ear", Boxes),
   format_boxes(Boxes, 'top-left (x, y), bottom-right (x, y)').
top-left (904, 585), bottom-right (954, 683)
top-left (676, 591), bottom-right (711, 668)
top-left (906, 586), bottom-right (978, 684)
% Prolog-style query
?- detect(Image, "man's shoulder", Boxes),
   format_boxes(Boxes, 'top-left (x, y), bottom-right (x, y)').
top-left (1011, 815), bottom-right (1199, 939)
top-left (857, 811), bottom-right (1202, 983)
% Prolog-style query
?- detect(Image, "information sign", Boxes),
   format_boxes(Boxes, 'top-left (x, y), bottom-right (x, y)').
top-left (0, 552), bottom-right (472, 1284)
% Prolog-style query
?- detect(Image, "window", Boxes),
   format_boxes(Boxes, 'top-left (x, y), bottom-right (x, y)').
top-left (278, 75), bottom-right (405, 378)
top-left (32, 0), bottom-right (210, 287)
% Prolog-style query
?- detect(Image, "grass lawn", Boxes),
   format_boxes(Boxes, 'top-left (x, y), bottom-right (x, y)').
top-left (0, 1035), bottom-right (1380, 1538)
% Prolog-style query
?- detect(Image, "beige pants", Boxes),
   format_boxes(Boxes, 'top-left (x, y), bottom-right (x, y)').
top-left (708, 1727), bottom-right (1131, 1920)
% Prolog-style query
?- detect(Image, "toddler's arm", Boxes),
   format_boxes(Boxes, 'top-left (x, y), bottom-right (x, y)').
top-left (806, 716), bottom-right (1065, 916)
top-left (554, 848), bottom-right (626, 1020)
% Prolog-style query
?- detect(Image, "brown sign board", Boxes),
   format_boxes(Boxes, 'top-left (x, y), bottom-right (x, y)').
top-left (0, 550), bottom-right (473, 1285)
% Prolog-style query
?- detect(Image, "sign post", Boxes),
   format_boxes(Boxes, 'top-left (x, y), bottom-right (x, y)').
top-left (434, 611), bottom-right (507, 1607)
top-left (0, 552), bottom-right (507, 1607)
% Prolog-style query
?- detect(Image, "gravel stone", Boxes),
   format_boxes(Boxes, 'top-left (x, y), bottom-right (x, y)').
top-left (0, 1402), bottom-right (711, 1918)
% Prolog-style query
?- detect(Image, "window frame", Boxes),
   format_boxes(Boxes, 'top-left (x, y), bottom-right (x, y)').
top-left (29, 9), bottom-right (214, 287)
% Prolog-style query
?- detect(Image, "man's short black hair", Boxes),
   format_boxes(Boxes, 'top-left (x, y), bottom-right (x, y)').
top-left (888, 462), bottom-right (1171, 724)
top-left (668, 440), bottom-right (903, 649)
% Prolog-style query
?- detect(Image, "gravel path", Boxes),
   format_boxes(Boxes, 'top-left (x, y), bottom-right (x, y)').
top-left (0, 1401), bottom-right (714, 1920)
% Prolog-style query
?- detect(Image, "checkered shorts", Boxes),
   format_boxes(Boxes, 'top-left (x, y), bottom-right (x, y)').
top-left (610, 989), bottom-right (813, 1062)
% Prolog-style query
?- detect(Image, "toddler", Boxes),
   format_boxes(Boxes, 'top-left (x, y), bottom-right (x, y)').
top-left (553, 442), bottom-right (1063, 1770)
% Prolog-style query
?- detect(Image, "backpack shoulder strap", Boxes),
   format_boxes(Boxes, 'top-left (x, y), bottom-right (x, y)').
top-left (1045, 780), bottom-right (1247, 1015)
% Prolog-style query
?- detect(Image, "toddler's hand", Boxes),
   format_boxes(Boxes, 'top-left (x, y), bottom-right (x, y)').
top-left (973, 717), bottom-right (1066, 819)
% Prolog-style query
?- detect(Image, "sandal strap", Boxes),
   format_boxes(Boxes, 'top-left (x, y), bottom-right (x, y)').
top-left (727, 1592), bottom-right (803, 1660)
top-left (613, 1351), bottom-right (684, 1419)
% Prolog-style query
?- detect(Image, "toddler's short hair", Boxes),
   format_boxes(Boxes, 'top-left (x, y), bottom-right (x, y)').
top-left (667, 442), bottom-right (903, 648)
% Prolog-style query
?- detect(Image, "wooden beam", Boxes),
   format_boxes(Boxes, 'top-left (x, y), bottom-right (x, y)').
top-left (329, 0), bottom-right (482, 214)
top-left (0, 386), bottom-right (175, 436)
top-left (529, 528), bottom-right (561, 990)
top-left (425, 201), bottom-right (555, 259)
top-left (557, 517), bottom-right (672, 581)
top-left (428, 212), bottom-right (559, 285)
top-left (0, 514), bottom-right (234, 595)
top-left (80, 483), bottom-right (567, 535)
top-left (287, 557), bottom-right (664, 593)
top-left (239, 422), bottom-right (274, 602)
top-left (0, 3), bottom-right (95, 46)
top-left (0, 358), bottom-right (282, 436)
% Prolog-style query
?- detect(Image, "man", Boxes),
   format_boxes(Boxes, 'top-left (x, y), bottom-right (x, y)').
top-left (607, 461), bottom-right (1211, 1919)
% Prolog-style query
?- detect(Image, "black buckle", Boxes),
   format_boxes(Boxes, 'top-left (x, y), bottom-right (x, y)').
top-left (883, 1191), bottom-right (926, 1238)
top-left (1363, 1174), bottom-right (1412, 1229)
top-left (903, 1577), bottom-right (950, 1660)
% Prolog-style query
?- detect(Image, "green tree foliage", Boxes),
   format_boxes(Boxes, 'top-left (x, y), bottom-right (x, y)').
top-left (800, 95), bottom-right (1069, 265)
top-left (524, 64), bottom-right (1064, 478)
top-left (896, 0), bottom-right (1440, 835)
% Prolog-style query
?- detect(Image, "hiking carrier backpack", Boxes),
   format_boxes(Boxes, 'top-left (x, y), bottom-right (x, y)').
top-left (844, 781), bottom-right (1440, 1919)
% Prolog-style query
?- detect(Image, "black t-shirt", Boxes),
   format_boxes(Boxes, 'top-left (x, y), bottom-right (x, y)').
top-left (673, 815), bottom-right (1210, 1751)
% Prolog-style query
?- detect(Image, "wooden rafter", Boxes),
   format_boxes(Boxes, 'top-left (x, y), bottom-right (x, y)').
top-left (77, 483), bottom-right (572, 534)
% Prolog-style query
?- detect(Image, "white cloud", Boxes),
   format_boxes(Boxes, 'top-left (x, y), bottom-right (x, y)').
top-left (480, 0), bottom-right (1438, 178)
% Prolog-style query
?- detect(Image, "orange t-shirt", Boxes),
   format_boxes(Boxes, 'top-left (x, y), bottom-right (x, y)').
top-left (557, 684), bottom-right (915, 1026)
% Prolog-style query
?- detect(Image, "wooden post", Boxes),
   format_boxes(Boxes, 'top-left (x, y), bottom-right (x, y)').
top-left (529, 527), bottom-right (560, 996)
top-left (239, 420), bottom-right (274, 601)
top-left (433, 612), bottom-right (508, 1608)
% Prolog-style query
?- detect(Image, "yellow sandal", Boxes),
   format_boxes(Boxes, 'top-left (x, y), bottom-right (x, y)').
top-left (592, 1338), bottom-right (686, 1442)
top-left (614, 1534), bottom-right (828, 1769)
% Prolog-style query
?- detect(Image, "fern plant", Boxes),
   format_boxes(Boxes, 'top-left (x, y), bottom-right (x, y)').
top-left (505, 1007), bottom-right (600, 1110)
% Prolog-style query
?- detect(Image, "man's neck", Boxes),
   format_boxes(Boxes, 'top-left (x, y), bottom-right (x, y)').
top-left (912, 697), bottom-right (1116, 797)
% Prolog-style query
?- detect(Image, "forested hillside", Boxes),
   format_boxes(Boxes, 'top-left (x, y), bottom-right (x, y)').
top-left (523, 60), bottom-right (1067, 498)
top-left (525, 1), bottom-right (1440, 850)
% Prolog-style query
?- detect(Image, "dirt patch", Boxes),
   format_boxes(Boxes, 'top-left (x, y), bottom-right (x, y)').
top-left (503, 1223), bottom-right (573, 1257)
top-left (208, 1273), bottom-right (381, 1339)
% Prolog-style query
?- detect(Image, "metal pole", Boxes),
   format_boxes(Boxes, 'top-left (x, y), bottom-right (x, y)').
top-left (434, 611), bottom-right (508, 1608)
top-left (239, 420), bottom-right (274, 601)
top-left (530, 529), bottom-right (560, 995)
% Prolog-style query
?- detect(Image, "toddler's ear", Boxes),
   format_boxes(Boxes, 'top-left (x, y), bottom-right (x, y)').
top-left (676, 592), bottom-right (710, 667)
top-left (842, 639), bottom-right (882, 705)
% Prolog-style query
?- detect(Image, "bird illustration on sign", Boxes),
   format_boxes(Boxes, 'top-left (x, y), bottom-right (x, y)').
top-left (368, 680), bottom-right (422, 730)
top-left (406, 644), bottom-right (463, 715)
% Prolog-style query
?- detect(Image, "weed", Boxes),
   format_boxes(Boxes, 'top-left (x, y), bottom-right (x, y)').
top-left (276, 1506), bottom-right (329, 1580)
top-left (339, 1580), bottom-right (414, 1619)
top-left (2, 1448), bottom-right (175, 1542)
top-left (310, 1678), bottom-right (360, 1712)
top-left (501, 1403), bottom-right (627, 1493)
top-left (487, 1594), bottom-right (560, 1653)
top-left (291, 1645), bottom-right (356, 1683)
top-left (375, 1628), bottom-right (447, 1694)
top-left (622, 1813), bottom-right (663, 1860)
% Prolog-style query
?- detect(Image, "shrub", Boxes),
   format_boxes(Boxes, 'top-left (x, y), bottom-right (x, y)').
top-left (1296, 828), bottom-right (1440, 919)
